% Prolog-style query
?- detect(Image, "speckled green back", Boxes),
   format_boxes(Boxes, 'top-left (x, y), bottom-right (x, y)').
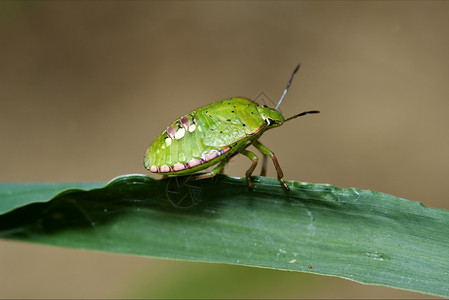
top-left (144, 97), bottom-right (267, 175)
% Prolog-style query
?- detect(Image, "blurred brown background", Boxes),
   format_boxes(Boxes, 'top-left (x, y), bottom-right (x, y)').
top-left (0, 1), bottom-right (448, 298)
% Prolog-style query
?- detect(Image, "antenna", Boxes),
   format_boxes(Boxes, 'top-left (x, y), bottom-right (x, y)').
top-left (285, 110), bottom-right (320, 122)
top-left (275, 64), bottom-right (300, 110)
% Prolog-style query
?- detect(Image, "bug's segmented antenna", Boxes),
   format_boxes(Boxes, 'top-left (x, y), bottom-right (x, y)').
top-left (285, 110), bottom-right (320, 122)
top-left (275, 64), bottom-right (301, 110)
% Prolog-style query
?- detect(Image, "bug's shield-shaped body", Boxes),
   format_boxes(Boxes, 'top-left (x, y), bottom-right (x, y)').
top-left (144, 64), bottom-right (319, 192)
top-left (144, 97), bottom-right (283, 178)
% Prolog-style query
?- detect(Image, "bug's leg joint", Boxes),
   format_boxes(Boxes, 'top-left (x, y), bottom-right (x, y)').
top-left (241, 149), bottom-right (259, 190)
top-left (253, 141), bottom-right (290, 191)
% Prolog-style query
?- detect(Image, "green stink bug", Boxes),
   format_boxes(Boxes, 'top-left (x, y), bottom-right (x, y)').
top-left (144, 64), bottom-right (319, 191)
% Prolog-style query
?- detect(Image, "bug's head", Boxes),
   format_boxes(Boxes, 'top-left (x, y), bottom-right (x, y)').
top-left (258, 105), bottom-right (320, 129)
top-left (257, 105), bottom-right (285, 128)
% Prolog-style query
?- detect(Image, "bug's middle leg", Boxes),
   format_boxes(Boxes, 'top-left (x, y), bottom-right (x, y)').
top-left (253, 140), bottom-right (290, 191)
top-left (240, 149), bottom-right (258, 190)
top-left (260, 156), bottom-right (267, 176)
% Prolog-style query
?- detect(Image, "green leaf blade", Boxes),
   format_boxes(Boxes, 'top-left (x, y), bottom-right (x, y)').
top-left (0, 174), bottom-right (448, 297)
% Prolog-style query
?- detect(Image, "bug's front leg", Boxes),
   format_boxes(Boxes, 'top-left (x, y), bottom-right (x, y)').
top-left (253, 141), bottom-right (290, 191)
top-left (240, 149), bottom-right (259, 190)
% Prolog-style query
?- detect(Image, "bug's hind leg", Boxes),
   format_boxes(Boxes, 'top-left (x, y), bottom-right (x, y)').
top-left (241, 149), bottom-right (258, 190)
top-left (167, 160), bottom-right (228, 192)
top-left (253, 140), bottom-right (290, 191)
top-left (187, 160), bottom-right (227, 181)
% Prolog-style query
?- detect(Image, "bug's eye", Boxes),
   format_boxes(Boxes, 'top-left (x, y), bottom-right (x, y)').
top-left (261, 104), bottom-right (268, 108)
top-left (266, 118), bottom-right (275, 126)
